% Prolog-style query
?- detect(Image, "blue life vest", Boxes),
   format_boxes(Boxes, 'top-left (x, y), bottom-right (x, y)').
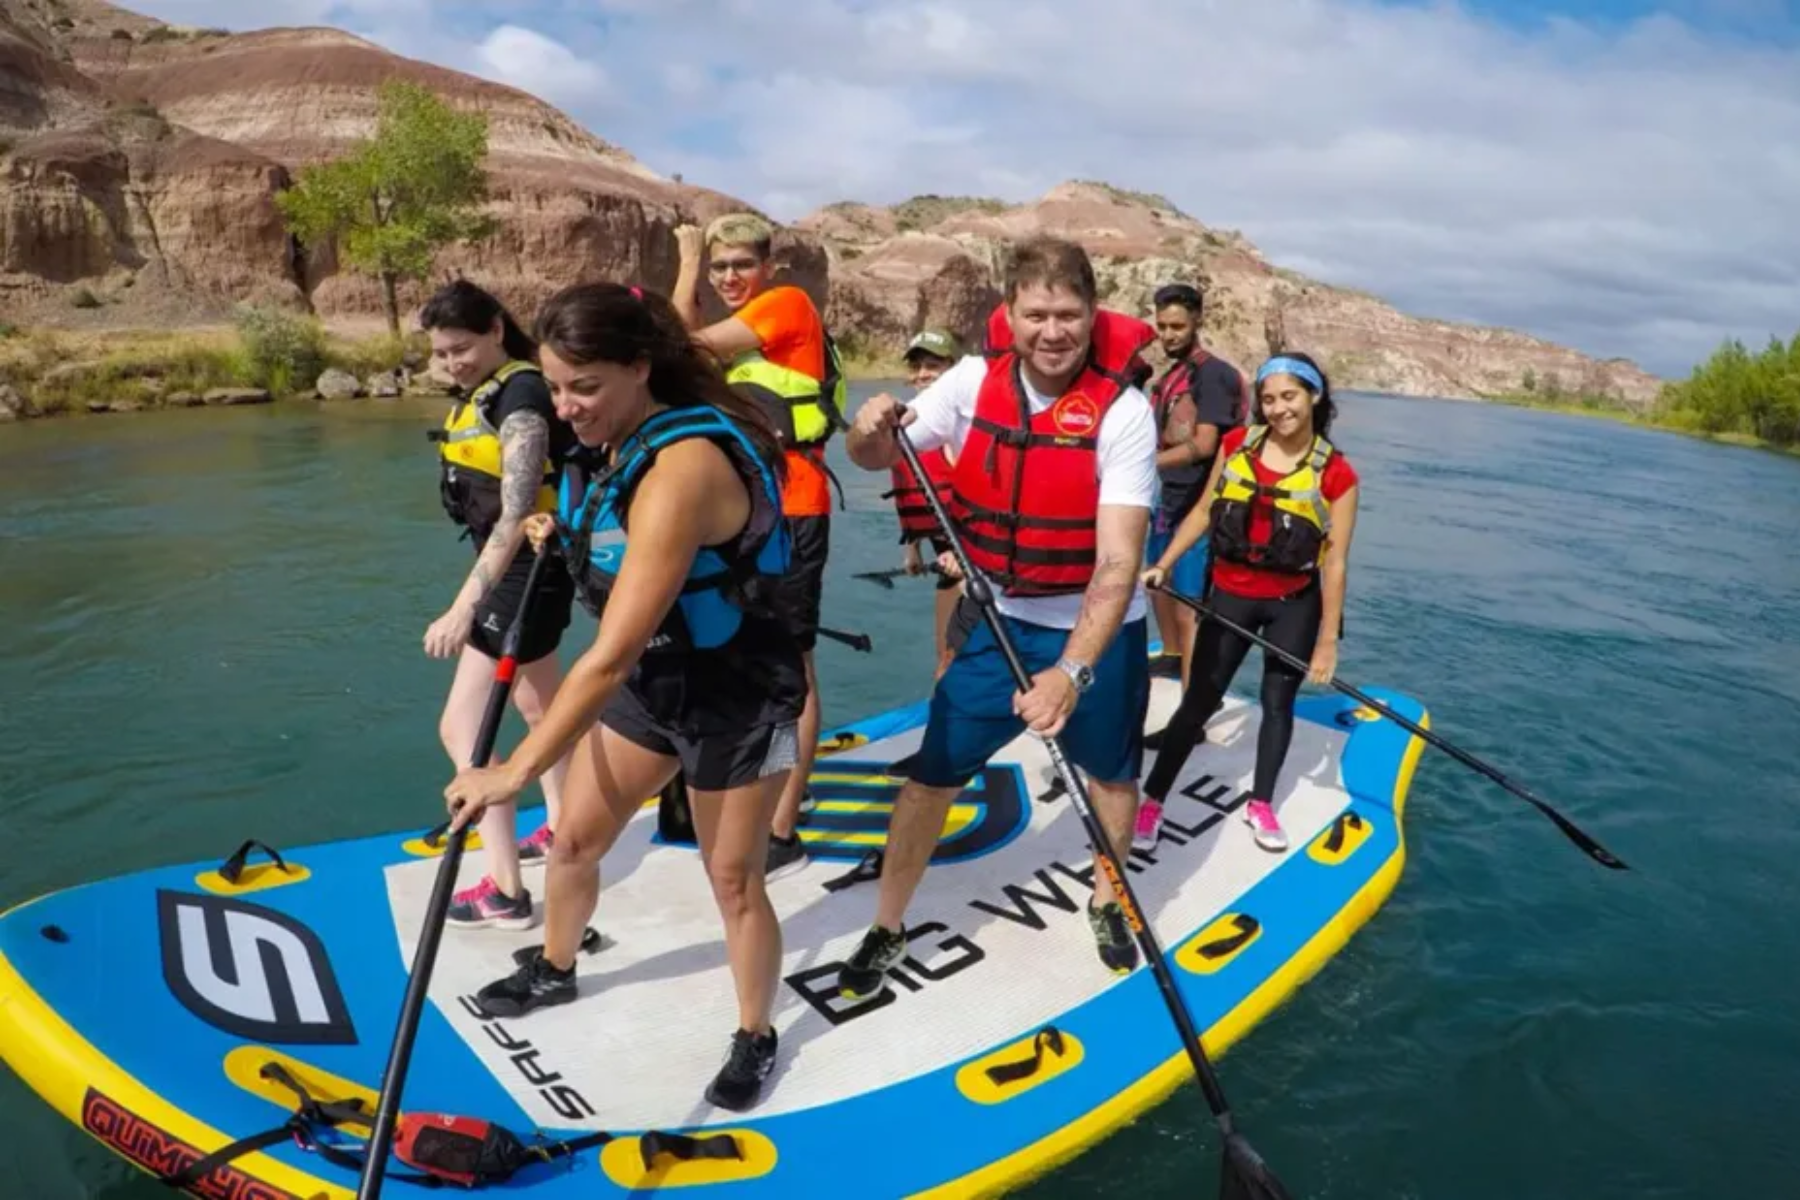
top-left (556, 406), bottom-right (790, 653)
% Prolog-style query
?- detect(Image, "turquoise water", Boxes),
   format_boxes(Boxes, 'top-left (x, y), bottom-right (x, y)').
top-left (1, 386), bottom-right (1797, 1198)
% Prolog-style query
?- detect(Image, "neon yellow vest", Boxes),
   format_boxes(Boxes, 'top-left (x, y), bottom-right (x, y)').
top-left (725, 354), bottom-right (833, 445)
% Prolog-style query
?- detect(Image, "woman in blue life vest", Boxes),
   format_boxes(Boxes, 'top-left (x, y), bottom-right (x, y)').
top-left (420, 281), bottom-right (579, 932)
top-left (441, 282), bottom-right (806, 1115)
top-left (1136, 351), bottom-right (1361, 854)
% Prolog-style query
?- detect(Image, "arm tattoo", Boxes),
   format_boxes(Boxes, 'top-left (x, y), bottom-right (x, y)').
top-left (497, 410), bottom-right (550, 522)
top-left (465, 411), bottom-right (549, 605)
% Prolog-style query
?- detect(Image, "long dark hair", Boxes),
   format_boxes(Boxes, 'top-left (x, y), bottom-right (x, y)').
top-left (532, 281), bottom-right (786, 480)
top-left (1254, 350), bottom-right (1338, 439)
top-left (419, 279), bottom-right (537, 363)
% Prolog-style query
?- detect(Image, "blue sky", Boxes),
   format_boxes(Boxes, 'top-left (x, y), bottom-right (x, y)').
top-left (128, 0), bottom-right (1800, 378)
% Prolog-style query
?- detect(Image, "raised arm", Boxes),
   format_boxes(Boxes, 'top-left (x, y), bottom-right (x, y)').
top-left (671, 223), bottom-right (772, 361)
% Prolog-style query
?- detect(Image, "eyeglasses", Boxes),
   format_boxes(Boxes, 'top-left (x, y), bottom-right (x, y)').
top-left (708, 257), bottom-right (762, 276)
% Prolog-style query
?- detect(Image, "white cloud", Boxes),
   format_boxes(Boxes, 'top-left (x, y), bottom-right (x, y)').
top-left (113, 0), bottom-right (1800, 375)
top-left (473, 24), bottom-right (610, 109)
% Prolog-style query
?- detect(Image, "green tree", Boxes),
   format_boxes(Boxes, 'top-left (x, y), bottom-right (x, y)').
top-left (1658, 329), bottom-right (1800, 448)
top-left (276, 80), bottom-right (494, 335)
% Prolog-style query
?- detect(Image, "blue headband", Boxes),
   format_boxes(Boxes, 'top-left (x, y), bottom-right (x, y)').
top-left (1256, 356), bottom-right (1324, 395)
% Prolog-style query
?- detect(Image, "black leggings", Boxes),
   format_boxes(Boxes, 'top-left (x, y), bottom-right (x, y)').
top-left (1142, 583), bottom-right (1323, 804)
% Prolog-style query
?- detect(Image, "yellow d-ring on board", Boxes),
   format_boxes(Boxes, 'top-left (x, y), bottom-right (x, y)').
top-left (195, 862), bottom-right (312, 896)
top-left (955, 1028), bottom-right (1086, 1105)
top-left (1175, 913), bottom-right (1262, 976)
top-left (1308, 810), bottom-right (1374, 866)
top-left (600, 1130), bottom-right (778, 1188)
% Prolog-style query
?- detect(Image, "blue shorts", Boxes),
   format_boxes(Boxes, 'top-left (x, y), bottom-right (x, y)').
top-left (909, 615), bottom-right (1150, 788)
top-left (1146, 522), bottom-right (1210, 598)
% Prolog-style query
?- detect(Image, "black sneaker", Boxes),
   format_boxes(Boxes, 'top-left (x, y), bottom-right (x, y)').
top-left (473, 953), bottom-right (576, 1018)
top-left (704, 1028), bottom-right (778, 1112)
top-left (1087, 901), bottom-right (1139, 975)
top-left (765, 832), bottom-right (808, 882)
top-left (837, 924), bottom-right (907, 1000)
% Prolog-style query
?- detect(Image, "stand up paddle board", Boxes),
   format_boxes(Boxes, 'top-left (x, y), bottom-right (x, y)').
top-left (0, 661), bottom-right (1426, 1198)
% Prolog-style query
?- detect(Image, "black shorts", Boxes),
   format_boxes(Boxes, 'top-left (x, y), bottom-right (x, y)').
top-left (603, 676), bottom-right (801, 791)
top-left (773, 515), bottom-right (830, 652)
top-left (468, 545), bottom-right (574, 664)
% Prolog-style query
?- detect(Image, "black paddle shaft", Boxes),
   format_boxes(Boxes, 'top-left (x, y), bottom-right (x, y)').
top-left (816, 624), bottom-right (874, 653)
top-left (1150, 583), bottom-right (1627, 871)
top-left (890, 424), bottom-right (1252, 1132)
top-left (356, 546), bottom-right (553, 1200)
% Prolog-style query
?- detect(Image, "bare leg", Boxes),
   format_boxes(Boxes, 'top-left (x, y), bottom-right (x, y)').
top-left (872, 780), bottom-right (962, 930)
top-left (511, 655), bottom-right (571, 831)
top-left (541, 725), bottom-right (679, 970)
top-left (771, 651), bottom-right (818, 840)
top-left (690, 767), bottom-right (786, 1035)
top-left (1085, 777), bottom-right (1139, 907)
top-left (932, 586), bottom-right (962, 677)
top-left (439, 646), bottom-right (526, 898)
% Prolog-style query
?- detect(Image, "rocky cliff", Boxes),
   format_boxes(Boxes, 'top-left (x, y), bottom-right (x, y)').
top-left (0, 0), bottom-right (1658, 409)
top-left (803, 183), bottom-right (1664, 408)
top-left (0, 0), bottom-right (826, 329)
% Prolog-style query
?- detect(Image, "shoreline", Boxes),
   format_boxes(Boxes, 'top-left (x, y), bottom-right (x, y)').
top-left (1475, 391), bottom-right (1800, 459)
top-left (5, 326), bottom-right (1794, 460)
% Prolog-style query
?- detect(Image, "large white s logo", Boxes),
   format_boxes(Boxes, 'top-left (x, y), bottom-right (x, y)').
top-left (158, 890), bottom-right (356, 1045)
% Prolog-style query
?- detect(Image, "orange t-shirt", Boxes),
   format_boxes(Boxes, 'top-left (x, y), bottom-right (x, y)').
top-left (736, 286), bottom-right (831, 517)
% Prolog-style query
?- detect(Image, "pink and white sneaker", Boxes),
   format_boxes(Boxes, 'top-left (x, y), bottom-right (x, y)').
top-left (1132, 798), bottom-right (1165, 852)
top-left (1242, 799), bottom-right (1288, 853)
top-left (518, 824), bottom-right (554, 864)
top-left (446, 875), bottom-right (535, 930)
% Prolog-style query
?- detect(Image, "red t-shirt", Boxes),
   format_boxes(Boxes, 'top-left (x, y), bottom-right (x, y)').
top-left (1209, 425), bottom-right (1359, 600)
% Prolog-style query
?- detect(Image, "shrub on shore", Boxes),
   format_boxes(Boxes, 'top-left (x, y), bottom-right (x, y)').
top-left (0, 312), bottom-right (428, 417)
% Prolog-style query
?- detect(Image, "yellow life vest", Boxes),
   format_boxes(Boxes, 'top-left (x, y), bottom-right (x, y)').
top-left (1207, 426), bottom-right (1337, 574)
top-left (433, 360), bottom-right (558, 536)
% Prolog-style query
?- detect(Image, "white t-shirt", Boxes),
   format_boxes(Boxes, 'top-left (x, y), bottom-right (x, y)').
top-left (903, 353), bottom-right (1156, 630)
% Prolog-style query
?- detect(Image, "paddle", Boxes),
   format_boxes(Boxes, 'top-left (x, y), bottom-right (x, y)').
top-left (817, 624), bottom-right (874, 653)
top-left (853, 563), bottom-right (950, 589)
top-left (356, 544), bottom-right (553, 1200)
top-left (1149, 582), bottom-right (1628, 871)
top-left (891, 425), bottom-right (1292, 1200)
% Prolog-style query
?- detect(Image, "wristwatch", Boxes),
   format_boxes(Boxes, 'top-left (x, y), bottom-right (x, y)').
top-left (1057, 657), bottom-right (1096, 694)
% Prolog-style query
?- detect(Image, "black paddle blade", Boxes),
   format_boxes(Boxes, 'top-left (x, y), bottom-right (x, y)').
top-left (1220, 1132), bottom-right (1294, 1200)
top-left (852, 571), bottom-right (898, 589)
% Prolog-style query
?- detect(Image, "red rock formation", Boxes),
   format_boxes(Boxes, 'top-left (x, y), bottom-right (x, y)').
top-left (0, 0), bottom-right (826, 329)
top-left (809, 182), bottom-right (1664, 408)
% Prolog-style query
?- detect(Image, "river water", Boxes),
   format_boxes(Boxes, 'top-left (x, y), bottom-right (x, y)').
top-left (1, 386), bottom-right (1796, 1199)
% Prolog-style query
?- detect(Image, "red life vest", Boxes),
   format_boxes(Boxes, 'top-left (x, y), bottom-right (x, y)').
top-left (1151, 347), bottom-right (1251, 431)
top-left (949, 305), bottom-right (1156, 596)
top-left (886, 446), bottom-right (955, 543)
